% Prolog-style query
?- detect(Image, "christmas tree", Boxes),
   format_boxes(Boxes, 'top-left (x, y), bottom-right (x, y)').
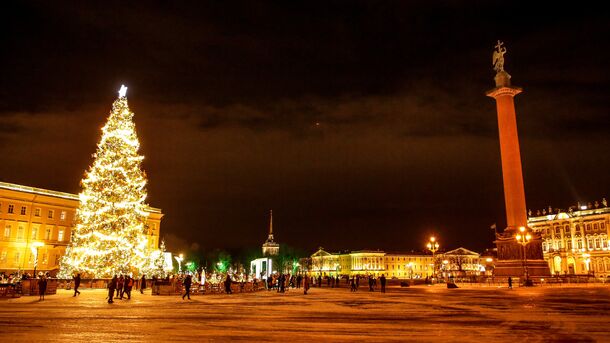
top-left (59, 85), bottom-right (153, 278)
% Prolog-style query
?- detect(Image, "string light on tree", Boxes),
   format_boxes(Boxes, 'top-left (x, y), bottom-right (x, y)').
top-left (59, 85), bottom-right (158, 278)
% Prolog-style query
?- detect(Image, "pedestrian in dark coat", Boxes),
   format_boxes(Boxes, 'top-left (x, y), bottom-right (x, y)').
top-left (38, 275), bottom-right (47, 301)
top-left (182, 275), bottom-right (192, 300)
top-left (224, 275), bottom-right (233, 294)
top-left (73, 273), bottom-right (81, 296)
top-left (380, 274), bottom-right (386, 293)
top-left (508, 277), bottom-right (513, 289)
top-left (117, 275), bottom-right (124, 299)
top-left (303, 274), bottom-right (309, 295)
top-left (108, 276), bottom-right (117, 304)
top-left (125, 276), bottom-right (133, 299)
top-left (140, 275), bottom-right (147, 294)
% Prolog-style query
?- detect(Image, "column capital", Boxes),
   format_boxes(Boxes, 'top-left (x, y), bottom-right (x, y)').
top-left (486, 86), bottom-right (522, 99)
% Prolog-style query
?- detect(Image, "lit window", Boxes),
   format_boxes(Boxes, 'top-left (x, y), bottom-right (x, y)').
top-left (578, 240), bottom-right (583, 249)
top-left (4, 225), bottom-right (10, 239)
top-left (567, 240), bottom-right (573, 250)
top-left (42, 252), bottom-right (48, 265)
top-left (554, 226), bottom-right (560, 234)
top-left (48, 210), bottom-right (54, 219)
top-left (0, 250), bottom-right (6, 262)
top-left (45, 228), bottom-right (51, 240)
top-left (58, 229), bottom-right (64, 242)
top-left (594, 223), bottom-right (599, 230)
top-left (8, 204), bottom-right (14, 214)
top-left (17, 226), bottom-right (24, 240)
top-left (35, 208), bottom-right (41, 217)
top-left (595, 238), bottom-right (600, 249)
top-left (31, 226), bottom-right (38, 240)
top-left (602, 223), bottom-right (606, 229)
top-left (575, 225), bottom-right (580, 232)
top-left (20, 206), bottom-right (26, 215)
top-left (14, 252), bottom-right (20, 264)
top-left (60, 211), bottom-right (66, 220)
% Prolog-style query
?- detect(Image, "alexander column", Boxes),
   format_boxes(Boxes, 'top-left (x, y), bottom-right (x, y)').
top-left (486, 41), bottom-right (550, 281)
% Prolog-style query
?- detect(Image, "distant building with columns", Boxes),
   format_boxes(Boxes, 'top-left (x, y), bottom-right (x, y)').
top-left (529, 199), bottom-right (610, 277)
top-left (307, 247), bottom-right (484, 279)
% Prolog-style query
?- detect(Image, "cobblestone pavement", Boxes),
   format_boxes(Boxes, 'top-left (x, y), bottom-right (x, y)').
top-left (2, 284), bottom-right (609, 342)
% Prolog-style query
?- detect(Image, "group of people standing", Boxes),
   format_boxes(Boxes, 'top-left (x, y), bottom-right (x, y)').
top-left (106, 274), bottom-right (146, 304)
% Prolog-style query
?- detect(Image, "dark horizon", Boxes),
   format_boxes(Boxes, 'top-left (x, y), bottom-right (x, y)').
top-left (1, 2), bottom-right (608, 255)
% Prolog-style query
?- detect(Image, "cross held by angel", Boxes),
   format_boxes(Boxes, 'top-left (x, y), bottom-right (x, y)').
top-left (493, 40), bottom-right (507, 73)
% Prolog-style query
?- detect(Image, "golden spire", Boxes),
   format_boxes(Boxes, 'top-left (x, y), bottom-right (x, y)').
top-left (269, 209), bottom-right (273, 236)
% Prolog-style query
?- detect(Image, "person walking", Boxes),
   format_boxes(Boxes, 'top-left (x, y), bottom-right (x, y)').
top-left (303, 273), bottom-right (309, 295)
top-left (107, 276), bottom-right (117, 304)
top-left (38, 274), bottom-right (47, 301)
top-left (182, 274), bottom-right (192, 300)
top-left (508, 277), bottom-right (513, 289)
top-left (140, 275), bottom-right (147, 294)
top-left (350, 277), bottom-right (357, 292)
top-left (380, 274), bottom-right (386, 293)
top-left (317, 275), bottom-right (322, 288)
top-left (73, 273), bottom-right (81, 296)
top-left (225, 274), bottom-right (233, 294)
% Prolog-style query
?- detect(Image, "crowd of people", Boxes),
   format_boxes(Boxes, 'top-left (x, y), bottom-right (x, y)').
top-left (1, 269), bottom-right (394, 302)
top-left (261, 273), bottom-right (388, 294)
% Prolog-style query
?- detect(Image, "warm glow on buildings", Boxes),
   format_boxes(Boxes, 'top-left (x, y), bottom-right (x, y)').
top-left (310, 248), bottom-right (435, 278)
top-left (0, 181), bottom-right (163, 275)
top-left (529, 199), bottom-right (609, 277)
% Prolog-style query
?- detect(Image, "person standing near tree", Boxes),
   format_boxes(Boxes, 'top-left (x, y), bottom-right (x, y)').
top-left (125, 276), bottom-right (133, 299)
top-left (117, 275), bottom-right (124, 299)
top-left (73, 273), bottom-right (81, 296)
top-left (107, 275), bottom-right (117, 304)
top-left (140, 275), bottom-right (147, 294)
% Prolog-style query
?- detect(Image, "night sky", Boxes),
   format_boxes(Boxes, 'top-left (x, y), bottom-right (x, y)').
top-left (1, 2), bottom-right (608, 254)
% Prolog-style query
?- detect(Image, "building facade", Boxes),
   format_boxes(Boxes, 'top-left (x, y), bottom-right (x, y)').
top-left (529, 199), bottom-right (610, 277)
top-left (309, 248), bottom-right (435, 278)
top-left (441, 248), bottom-right (483, 277)
top-left (0, 181), bottom-right (163, 275)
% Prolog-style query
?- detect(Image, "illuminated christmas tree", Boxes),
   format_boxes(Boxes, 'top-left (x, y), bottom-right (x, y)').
top-left (59, 85), bottom-right (152, 278)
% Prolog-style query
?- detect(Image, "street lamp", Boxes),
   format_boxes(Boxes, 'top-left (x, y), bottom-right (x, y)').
top-left (426, 236), bottom-right (439, 277)
top-left (175, 254), bottom-right (184, 274)
top-left (515, 226), bottom-right (532, 285)
top-left (30, 242), bottom-right (44, 276)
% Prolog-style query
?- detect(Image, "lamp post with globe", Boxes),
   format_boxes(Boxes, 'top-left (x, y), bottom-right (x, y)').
top-left (426, 236), bottom-right (440, 278)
